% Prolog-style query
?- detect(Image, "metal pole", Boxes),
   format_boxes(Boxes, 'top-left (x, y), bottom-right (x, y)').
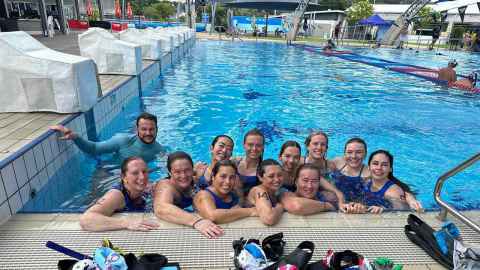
top-left (209, 0), bottom-right (216, 34)
top-left (55, 0), bottom-right (67, 33)
top-left (73, 0), bottom-right (80, 20)
top-left (96, 0), bottom-right (103, 20)
top-left (38, 0), bottom-right (49, 36)
top-left (121, 0), bottom-right (124, 20)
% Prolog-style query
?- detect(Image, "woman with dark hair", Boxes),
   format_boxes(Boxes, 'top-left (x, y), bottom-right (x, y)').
top-left (194, 135), bottom-right (234, 189)
top-left (303, 131), bottom-right (335, 177)
top-left (282, 164), bottom-right (336, 215)
top-left (233, 128), bottom-right (265, 194)
top-left (278, 140), bottom-right (302, 191)
top-left (246, 159), bottom-right (285, 225)
top-left (331, 138), bottom-right (422, 211)
top-left (194, 160), bottom-right (257, 223)
top-left (363, 150), bottom-right (411, 213)
top-left (80, 157), bottom-right (159, 231)
top-left (154, 151), bottom-right (224, 239)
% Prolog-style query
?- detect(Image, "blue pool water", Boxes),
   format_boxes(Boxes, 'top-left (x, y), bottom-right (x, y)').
top-left (22, 41), bottom-right (480, 212)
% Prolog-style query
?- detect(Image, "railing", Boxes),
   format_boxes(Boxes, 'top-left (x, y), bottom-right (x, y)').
top-left (434, 153), bottom-right (480, 234)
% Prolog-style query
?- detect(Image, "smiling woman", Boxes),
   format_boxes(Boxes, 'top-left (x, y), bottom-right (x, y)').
top-left (79, 157), bottom-right (159, 232)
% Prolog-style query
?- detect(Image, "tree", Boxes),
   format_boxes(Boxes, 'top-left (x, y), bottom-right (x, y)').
top-left (143, 2), bottom-right (176, 20)
top-left (131, 0), bottom-right (157, 15)
top-left (346, 0), bottom-right (373, 25)
top-left (414, 6), bottom-right (441, 29)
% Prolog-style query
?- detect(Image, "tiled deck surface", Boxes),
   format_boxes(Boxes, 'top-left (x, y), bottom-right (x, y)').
top-left (1, 211), bottom-right (479, 269)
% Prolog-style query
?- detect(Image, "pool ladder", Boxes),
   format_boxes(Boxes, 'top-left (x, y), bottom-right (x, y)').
top-left (435, 152), bottom-right (480, 233)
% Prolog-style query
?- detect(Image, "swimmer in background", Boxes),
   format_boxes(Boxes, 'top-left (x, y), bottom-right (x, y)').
top-left (194, 160), bottom-right (257, 224)
top-left (323, 39), bottom-right (336, 52)
top-left (437, 59), bottom-right (458, 83)
top-left (194, 135), bottom-right (235, 189)
top-left (450, 72), bottom-right (477, 91)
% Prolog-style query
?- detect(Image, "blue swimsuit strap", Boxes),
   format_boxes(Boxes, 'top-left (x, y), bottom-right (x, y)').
top-left (205, 188), bottom-right (238, 208)
top-left (367, 179), bottom-right (395, 196)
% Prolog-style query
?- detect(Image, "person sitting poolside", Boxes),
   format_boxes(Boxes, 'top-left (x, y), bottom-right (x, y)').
top-left (194, 135), bottom-right (234, 190)
top-left (194, 160), bottom-right (257, 224)
top-left (278, 140), bottom-right (302, 192)
top-left (233, 128), bottom-right (265, 195)
top-left (330, 137), bottom-right (423, 212)
top-left (79, 157), bottom-right (160, 231)
top-left (449, 72), bottom-right (477, 91)
top-left (282, 164), bottom-right (337, 215)
top-left (437, 60), bottom-right (458, 83)
top-left (50, 112), bottom-right (166, 163)
top-left (154, 151), bottom-right (224, 239)
top-left (363, 150), bottom-right (411, 214)
top-left (246, 159), bottom-right (285, 226)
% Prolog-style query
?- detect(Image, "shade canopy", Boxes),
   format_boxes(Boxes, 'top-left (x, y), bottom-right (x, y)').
top-left (358, 14), bottom-right (391, 25)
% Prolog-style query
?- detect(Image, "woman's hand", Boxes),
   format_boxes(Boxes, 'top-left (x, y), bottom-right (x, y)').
top-left (126, 219), bottom-right (159, 231)
top-left (368, 206), bottom-right (384, 214)
top-left (193, 218), bottom-right (224, 239)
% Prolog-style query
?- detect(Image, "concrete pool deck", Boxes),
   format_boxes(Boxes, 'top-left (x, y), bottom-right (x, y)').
top-left (1, 211), bottom-right (480, 269)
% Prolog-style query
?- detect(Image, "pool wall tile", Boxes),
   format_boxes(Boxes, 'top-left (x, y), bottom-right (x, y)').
top-left (0, 36), bottom-right (194, 224)
top-left (0, 202), bottom-right (11, 225)
top-left (23, 150), bottom-right (37, 180)
top-left (12, 157), bottom-right (28, 188)
top-left (8, 192), bottom-right (22, 214)
top-left (1, 164), bottom-right (18, 197)
top-left (0, 174), bottom-right (6, 205)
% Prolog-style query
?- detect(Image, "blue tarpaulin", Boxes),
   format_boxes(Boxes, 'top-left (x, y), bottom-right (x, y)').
top-left (358, 14), bottom-right (391, 26)
top-left (232, 16), bottom-right (284, 32)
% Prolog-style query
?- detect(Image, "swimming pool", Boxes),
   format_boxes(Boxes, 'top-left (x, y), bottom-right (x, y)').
top-left (22, 40), bottom-right (480, 212)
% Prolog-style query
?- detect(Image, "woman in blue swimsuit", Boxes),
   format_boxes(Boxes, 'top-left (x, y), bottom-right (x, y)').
top-left (194, 160), bottom-right (257, 224)
top-left (194, 135), bottom-right (234, 189)
top-left (331, 138), bottom-right (423, 212)
top-left (303, 131), bottom-right (334, 177)
top-left (247, 159), bottom-right (285, 226)
top-left (234, 128), bottom-right (264, 195)
top-left (282, 164), bottom-right (336, 215)
top-left (154, 151), bottom-right (224, 239)
top-left (363, 150), bottom-right (411, 214)
top-left (278, 141), bottom-right (302, 192)
top-left (80, 157), bottom-right (159, 232)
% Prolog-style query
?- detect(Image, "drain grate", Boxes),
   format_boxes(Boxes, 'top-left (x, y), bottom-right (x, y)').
top-left (1, 225), bottom-right (479, 269)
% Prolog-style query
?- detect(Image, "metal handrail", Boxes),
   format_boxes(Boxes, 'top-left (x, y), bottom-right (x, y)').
top-left (434, 152), bottom-right (480, 233)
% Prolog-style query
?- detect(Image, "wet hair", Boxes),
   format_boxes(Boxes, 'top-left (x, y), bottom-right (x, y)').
top-left (294, 163), bottom-right (320, 185)
top-left (304, 131), bottom-right (329, 157)
top-left (166, 151), bottom-right (194, 174)
top-left (279, 141), bottom-right (302, 157)
top-left (257, 159), bottom-right (281, 178)
top-left (368, 150), bottom-right (412, 193)
top-left (120, 156), bottom-right (145, 177)
top-left (136, 112), bottom-right (158, 128)
top-left (344, 137), bottom-right (367, 154)
top-left (448, 59), bottom-right (458, 68)
top-left (243, 128), bottom-right (265, 161)
top-left (211, 159), bottom-right (238, 177)
top-left (211, 134), bottom-right (234, 148)
top-left (243, 128), bottom-right (265, 144)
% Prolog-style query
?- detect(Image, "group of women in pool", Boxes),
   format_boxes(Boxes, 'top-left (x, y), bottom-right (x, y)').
top-left (79, 128), bottom-right (423, 238)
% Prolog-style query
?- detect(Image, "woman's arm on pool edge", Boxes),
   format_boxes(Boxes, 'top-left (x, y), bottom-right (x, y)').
top-left (248, 187), bottom-right (283, 226)
top-left (193, 191), bottom-right (257, 224)
top-left (282, 192), bottom-right (335, 215)
top-left (79, 190), bottom-right (159, 232)
top-left (153, 183), bottom-right (224, 238)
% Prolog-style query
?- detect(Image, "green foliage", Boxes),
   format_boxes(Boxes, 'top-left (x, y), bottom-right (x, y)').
top-left (143, 1), bottom-right (176, 20)
top-left (131, 0), bottom-right (158, 16)
top-left (346, 0), bottom-right (373, 24)
top-left (414, 6), bottom-right (440, 29)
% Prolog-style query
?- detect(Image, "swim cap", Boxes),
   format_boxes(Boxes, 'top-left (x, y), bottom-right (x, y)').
top-left (448, 59), bottom-right (458, 67)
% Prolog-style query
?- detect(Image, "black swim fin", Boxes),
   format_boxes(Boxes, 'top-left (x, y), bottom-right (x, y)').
top-left (404, 214), bottom-right (453, 269)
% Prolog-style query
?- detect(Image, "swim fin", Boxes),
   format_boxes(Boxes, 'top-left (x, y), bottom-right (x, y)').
top-left (404, 214), bottom-right (453, 269)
